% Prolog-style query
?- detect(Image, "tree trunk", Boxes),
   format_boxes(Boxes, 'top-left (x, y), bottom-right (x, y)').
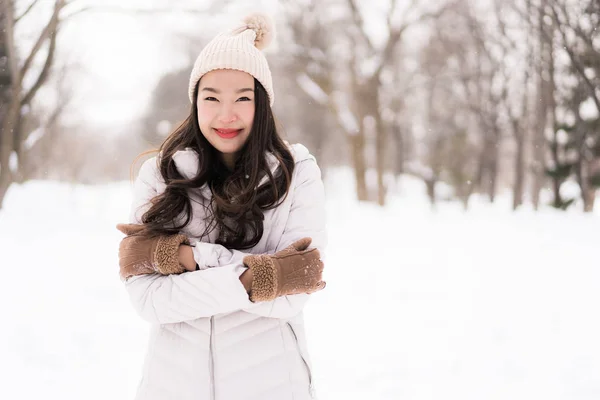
top-left (581, 173), bottom-right (595, 212)
top-left (487, 129), bottom-right (500, 203)
top-left (583, 190), bottom-right (595, 212)
top-left (531, 132), bottom-right (546, 210)
top-left (531, 6), bottom-right (549, 210)
top-left (547, 35), bottom-right (564, 209)
top-left (582, 158), bottom-right (598, 212)
top-left (0, 0), bottom-right (16, 210)
top-left (361, 76), bottom-right (386, 206)
top-left (0, 161), bottom-right (10, 208)
top-left (468, 137), bottom-right (487, 202)
top-left (392, 124), bottom-right (404, 176)
top-left (574, 157), bottom-right (595, 212)
top-left (461, 191), bottom-right (470, 210)
top-left (0, 97), bottom-right (20, 210)
top-left (349, 132), bottom-right (368, 201)
top-left (513, 123), bottom-right (526, 210)
top-left (425, 178), bottom-right (436, 208)
top-left (513, 31), bottom-right (530, 211)
top-left (374, 113), bottom-right (386, 206)
top-left (346, 51), bottom-right (369, 203)
top-left (549, 129), bottom-right (563, 209)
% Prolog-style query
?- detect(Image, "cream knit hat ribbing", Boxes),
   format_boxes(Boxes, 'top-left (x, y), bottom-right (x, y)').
top-left (188, 13), bottom-right (275, 106)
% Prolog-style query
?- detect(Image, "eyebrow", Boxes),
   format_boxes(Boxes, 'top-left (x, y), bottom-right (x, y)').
top-left (200, 87), bottom-right (254, 94)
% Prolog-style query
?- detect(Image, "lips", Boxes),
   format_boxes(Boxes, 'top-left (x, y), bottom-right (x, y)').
top-left (214, 128), bottom-right (242, 139)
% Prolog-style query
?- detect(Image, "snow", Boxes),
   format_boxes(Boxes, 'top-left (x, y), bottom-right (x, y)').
top-left (2, 170), bottom-right (600, 399)
top-left (296, 73), bottom-right (329, 105)
top-left (9, 151), bottom-right (19, 173)
top-left (579, 97), bottom-right (599, 121)
top-left (23, 127), bottom-right (46, 150)
top-left (332, 92), bottom-right (360, 135)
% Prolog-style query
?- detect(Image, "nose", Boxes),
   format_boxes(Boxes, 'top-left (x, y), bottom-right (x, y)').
top-left (218, 106), bottom-right (238, 124)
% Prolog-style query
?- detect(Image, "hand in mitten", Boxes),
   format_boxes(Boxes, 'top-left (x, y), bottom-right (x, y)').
top-left (116, 223), bottom-right (192, 280)
top-left (243, 238), bottom-right (325, 302)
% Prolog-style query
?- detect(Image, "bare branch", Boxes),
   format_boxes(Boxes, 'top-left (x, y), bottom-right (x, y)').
top-left (391, 0), bottom-right (416, 28)
top-left (403, 1), bottom-right (451, 28)
top-left (548, 3), bottom-right (600, 113)
top-left (21, 9), bottom-right (61, 105)
top-left (555, 0), bottom-right (596, 55)
top-left (387, 0), bottom-right (399, 28)
top-left (492, 0), bottom-right (520, 53)
top-left (374, 1), bottom-right (451, 77)
top-left (2, 0), bottom-right (20, 89)
top-left (346, 0), bottom-right (375, 53)
top-left (18, 0), bottom-right (64, 87)
top-left (14, 0), bottom-right (41, 24)
top-left (462, 6), bottom-right (494, 66)
top-left (61, 1), bottom-right (233, 20)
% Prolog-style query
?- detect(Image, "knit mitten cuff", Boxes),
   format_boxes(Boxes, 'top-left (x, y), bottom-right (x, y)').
top-left (154, 234), bottom-right (190, 275)
top-left (243, 254), bottom-right (278, 302)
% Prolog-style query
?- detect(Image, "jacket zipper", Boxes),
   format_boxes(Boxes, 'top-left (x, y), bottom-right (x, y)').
top-left (209, 316), bottom-right (216, 400)
top-left (287, 322), bottom-right (315, 398)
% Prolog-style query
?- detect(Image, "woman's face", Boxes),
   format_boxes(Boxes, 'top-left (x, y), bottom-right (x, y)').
top-left (196, 69), bottom-right (256, 167)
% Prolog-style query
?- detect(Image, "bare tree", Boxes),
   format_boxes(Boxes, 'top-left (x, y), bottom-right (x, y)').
top-left (529, 1), bottom-right (552, 210)
top-left (488, 0), bottom-right (533, 210)
top-left (276, 2), bottom-right (342, 172)
top-left (346, 0), bottom-right (452, 205)
top-left (413, 0), bottom-right (480, 208)
top-left (551, 0), bottom-right (600, 211)
top-left (0, 0), bottom-right (233, 207)
top-left (281, 0), bottom-right (450, 204)
top-left (19, 61), bottom-right (74, 181)
top-left (523, 0), bottom-right (600, 211)
top-left (278, 0), bottom-right (370, 200)
top-left (0, 0), bottom-right (67, 208)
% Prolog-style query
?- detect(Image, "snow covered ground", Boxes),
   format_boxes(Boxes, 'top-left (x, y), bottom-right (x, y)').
top-left (1, 169), bottom-right (600, 400)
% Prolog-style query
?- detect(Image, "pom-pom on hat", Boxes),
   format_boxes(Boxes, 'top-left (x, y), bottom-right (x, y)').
top-left (188, 13), bottom-right (275, 106)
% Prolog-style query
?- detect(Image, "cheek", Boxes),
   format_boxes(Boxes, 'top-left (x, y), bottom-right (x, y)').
top-left (197, 106), bottom-right (214, 125)
top-left (241, 105), bottom-right (255, 126)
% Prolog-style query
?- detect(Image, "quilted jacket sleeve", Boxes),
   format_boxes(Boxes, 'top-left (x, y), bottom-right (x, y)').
top-left (190, 157), bottom-right (328, 319)
top-left (242, 157), bottom-right (327, 318)
top-left (123, 158), bottom-right (254, 324)
top-left (123, 154), bottom-right (327, 323)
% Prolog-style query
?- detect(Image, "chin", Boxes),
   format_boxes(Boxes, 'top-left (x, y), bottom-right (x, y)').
top-left (212, 140), bottom-right (243, 155)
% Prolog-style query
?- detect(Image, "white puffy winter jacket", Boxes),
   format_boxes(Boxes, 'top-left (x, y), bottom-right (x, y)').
top-left (124, 143), bottom-right (327, 400)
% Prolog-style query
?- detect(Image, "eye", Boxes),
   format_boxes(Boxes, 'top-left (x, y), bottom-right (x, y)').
top-left (204, 97), bottom-right (218, 101)
top-left (237, 96), bottom-right (252, 102)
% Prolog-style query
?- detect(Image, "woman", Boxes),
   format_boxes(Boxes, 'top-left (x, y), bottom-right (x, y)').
top-left (116, 13), bottom-right (327, 400)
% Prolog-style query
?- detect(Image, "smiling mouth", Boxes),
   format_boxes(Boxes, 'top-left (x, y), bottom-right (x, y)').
top-left (214, 128), bottom-right (242, 139)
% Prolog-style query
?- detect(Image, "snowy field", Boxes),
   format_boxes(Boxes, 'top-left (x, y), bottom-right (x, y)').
top-left (1, 169), bottom-right (600, 400)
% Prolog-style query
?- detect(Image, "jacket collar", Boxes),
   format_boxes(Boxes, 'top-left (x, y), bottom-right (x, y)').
top-left (171, 143), bottom-right (311, 197)
top-left (171, 142), bottom-right (311, 184)
top-left (172, 148), bottom-right (279, 183)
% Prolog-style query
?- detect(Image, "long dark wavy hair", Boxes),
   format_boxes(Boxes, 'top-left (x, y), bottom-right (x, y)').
top-left (135, 78), bottom-right (294, 250)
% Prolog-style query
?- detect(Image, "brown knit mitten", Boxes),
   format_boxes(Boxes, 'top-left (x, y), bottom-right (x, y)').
top-left (116, 223), bottom-right (190, 280)
top-left (243, 238), bottom-right (325, 302)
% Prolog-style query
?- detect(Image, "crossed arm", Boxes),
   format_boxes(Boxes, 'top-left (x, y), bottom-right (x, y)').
top-left (121, 157), bottom-right (327, 324)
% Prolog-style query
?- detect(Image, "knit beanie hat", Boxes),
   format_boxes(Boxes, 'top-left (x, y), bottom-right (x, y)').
top-left (188, 13), bottom-right (275, 106)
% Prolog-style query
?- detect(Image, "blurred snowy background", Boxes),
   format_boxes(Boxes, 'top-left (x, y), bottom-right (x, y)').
top-left (1, 0), bottom-right (600, 399)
